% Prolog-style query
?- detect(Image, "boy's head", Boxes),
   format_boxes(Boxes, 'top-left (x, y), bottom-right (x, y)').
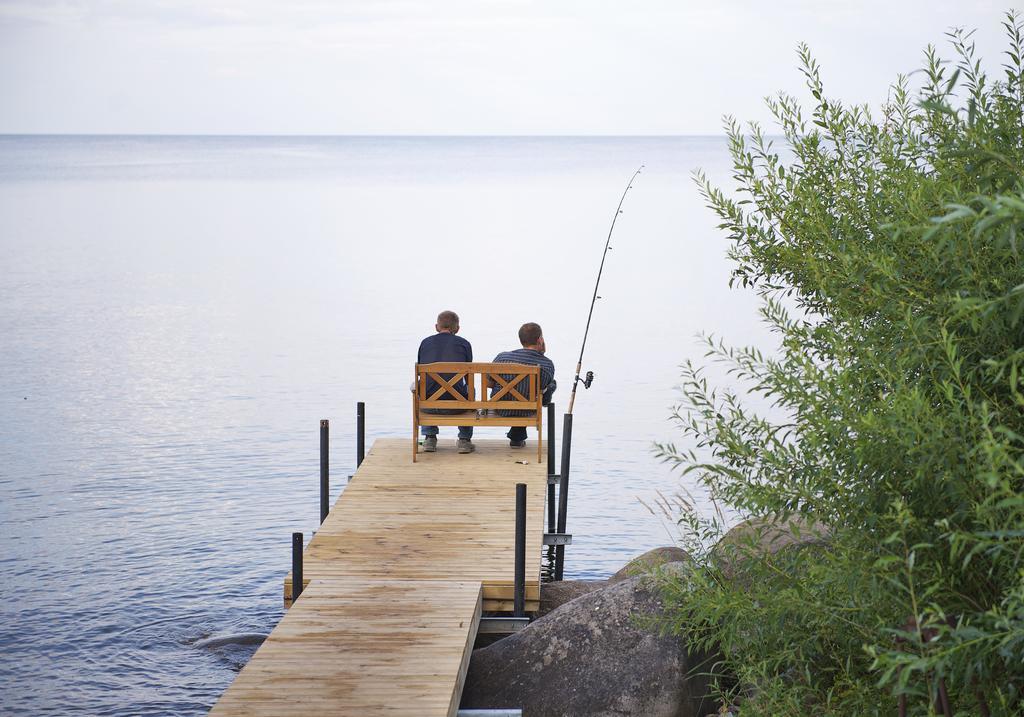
top-left (436, 310), bottom-right (460, 334)
top-left (518, 322), bottom-right (545, 353)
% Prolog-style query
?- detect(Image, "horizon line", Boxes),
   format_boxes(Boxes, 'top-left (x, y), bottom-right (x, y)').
top-left (0, 132), bottom-right (735, 139)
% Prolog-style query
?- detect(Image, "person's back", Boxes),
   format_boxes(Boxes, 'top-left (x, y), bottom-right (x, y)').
top-left (418, 331), bottom-right (472, 363)
top-left (492, 322), bottom-right (556, 448)
top-left (417, 310), bottom-right (475, 454)
top-left (418, 331), bottom-right (473, 395)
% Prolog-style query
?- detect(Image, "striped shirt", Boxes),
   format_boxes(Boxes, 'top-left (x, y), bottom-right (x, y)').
top-left (491, 348), bottom-right (556, 415)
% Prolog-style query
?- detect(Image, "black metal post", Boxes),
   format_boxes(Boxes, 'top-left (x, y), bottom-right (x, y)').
top-left (291, 532), bottom-right (304, 602)
top-left (546, 403), bottom-right (556, 473)
top-left (320, 419), bottom-right (329, 524)
top-left (356, 402), bottom-right (366, 467)
top-left (514, 483), bottom-right (527, 617)
top-left (554, 413), bottom-right (573, 580)
top-left (546, 403), bottom-right (556, 533)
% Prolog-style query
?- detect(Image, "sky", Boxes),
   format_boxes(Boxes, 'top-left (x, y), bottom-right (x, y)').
top-left (0, 0), bottom-right (1015, 135)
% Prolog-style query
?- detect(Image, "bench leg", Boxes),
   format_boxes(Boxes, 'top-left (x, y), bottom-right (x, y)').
top-left (413, 417), bottom-right (418, 463)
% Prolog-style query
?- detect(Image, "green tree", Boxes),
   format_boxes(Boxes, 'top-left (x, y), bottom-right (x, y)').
top-left (659, 13), bottom-right (1024, 716)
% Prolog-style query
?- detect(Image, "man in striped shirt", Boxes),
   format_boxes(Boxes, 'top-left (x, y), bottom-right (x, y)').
top-left (492, 322), bottom-right (556, 448)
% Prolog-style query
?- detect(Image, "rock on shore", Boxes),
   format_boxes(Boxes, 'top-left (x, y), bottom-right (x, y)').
top-left (608, 546), bottom-right (691, 584)
top-left (712, 516), bottom-right (830, 580)
top-left (536, 546), bottom-right (692, 618)
top-left (462, 570), bottom-right (715, 717)
top-left (463, 527), bottom-right (823, 717)
top-left (465, 547), bottom-right (711, 717)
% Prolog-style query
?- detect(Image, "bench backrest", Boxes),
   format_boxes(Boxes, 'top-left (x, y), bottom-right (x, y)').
top-left (414, 362), bottom-right (542, 412)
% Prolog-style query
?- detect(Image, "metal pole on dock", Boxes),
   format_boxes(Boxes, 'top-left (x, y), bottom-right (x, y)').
top-left (514, 483), bottom-right (527, 617)
top-left (356, 402), bottom-right (366, 467)
top-left (320, 419), bottom-right (330, 524)
top-left (291, 532), bottom-right (304, 601)
top-left (546, 403), bottom-right (556, 533)
top-left (554, 413), bottom-right (573, 580)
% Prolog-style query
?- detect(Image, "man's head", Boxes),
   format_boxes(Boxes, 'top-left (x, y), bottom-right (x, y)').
top-left (518, 322), bottom-right (545, 353)
top-left (435, 310), bottom-right (460, 334)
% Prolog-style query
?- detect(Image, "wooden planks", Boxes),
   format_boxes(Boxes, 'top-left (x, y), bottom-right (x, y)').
top-left (210, 578), bottom-right (482, 717)
top-left (212, 438), bottom-right (547, 716)
top-left (284, 438), bottom-right (547, 610)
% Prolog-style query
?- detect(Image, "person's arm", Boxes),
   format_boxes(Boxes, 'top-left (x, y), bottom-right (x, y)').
top-left (542, 379), bottom-right (557, 405)
top-left (541, 359), bottom-right (556, 405)
top-left (459, 340), bottom-right (473, 396)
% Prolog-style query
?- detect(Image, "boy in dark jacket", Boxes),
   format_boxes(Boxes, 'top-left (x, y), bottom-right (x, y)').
top-left (417, 310), bottom-right (475, 454)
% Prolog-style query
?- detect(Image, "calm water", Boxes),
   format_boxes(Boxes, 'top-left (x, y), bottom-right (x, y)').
top-left (0, 136), bottom-right (773, 715)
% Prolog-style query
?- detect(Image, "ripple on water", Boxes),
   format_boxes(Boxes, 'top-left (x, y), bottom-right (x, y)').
top-left (0, 135), bottom-right (760, 716)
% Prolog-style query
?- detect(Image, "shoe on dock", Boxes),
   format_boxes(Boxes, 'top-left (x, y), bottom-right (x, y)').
top-left (456, 438), bottom-right (475, 454)
top-left (423, 435), bottom-right (437, 452)
top-left (509, 439), bottom-right (526, 448)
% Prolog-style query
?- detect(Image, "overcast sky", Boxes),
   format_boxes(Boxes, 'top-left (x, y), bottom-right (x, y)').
top-left (0, 1), bottom-right (1014, 134)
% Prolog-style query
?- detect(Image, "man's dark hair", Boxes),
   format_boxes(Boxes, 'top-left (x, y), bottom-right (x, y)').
top-left (437, 310), bottom-right (459, 330)
top-left (518, 322), bottom-right (543, 347)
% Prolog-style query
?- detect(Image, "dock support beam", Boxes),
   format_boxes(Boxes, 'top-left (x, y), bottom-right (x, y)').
top-left (546, 403), bottom-right (556, 533)
top-left (356, 402), bottom-right (366, 468)
top-left (478, 617), bottom-right (530, 634)
top-left (554, 413), bottom-right (573, 581)
top-left (514, 483), bottom-right (527, 617)
top-left (291, 532), bottom-right (304, 601)
top-left (320, 419), bottom-right (330, 524)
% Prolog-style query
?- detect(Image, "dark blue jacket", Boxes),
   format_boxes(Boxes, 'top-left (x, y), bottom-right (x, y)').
top-left (418, 333), bottom-right (473, 399)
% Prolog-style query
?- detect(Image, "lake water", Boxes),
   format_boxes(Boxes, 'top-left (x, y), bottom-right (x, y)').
top-left (0, 135), bottom-right (774, 715)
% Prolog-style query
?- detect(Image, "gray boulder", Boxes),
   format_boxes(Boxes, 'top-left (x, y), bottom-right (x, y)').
top-left (462, 573), bottom-right (715, 717)
top-left (608, 546), bottom-right (692, 584)
top-left (712, 516), bottom-right (830, 580)
top-left (537, 579), bottom-right (606, 618)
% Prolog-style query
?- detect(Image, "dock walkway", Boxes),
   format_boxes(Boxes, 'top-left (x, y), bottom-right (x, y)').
top-left (210, 437), bottom-right (547, 716)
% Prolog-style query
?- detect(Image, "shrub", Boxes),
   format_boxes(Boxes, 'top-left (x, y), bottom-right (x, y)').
top-left (658, 13), bottom-right (1024, 716)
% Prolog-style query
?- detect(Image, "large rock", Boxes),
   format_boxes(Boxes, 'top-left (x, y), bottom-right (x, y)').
top-left (536, 548), bottom-right (692, 618)
top-left (712, 516), bottom-right (830, 580)
top-left (461, 573), bottom-right (715, 717)
top-left (537, 579), bottom-right (605, 618)
top-left (608, 546), bottom-right (692, 584)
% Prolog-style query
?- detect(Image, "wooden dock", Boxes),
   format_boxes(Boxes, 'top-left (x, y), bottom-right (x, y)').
top-left (210, 437), bottom-right (548, 716)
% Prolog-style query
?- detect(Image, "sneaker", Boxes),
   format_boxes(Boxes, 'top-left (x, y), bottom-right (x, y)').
top-left (509, 439), bottom-right (526, 448)
top-left (456, 438), bottom-right (476, 454)
top-left (423, 435), bottom-right (437, 452)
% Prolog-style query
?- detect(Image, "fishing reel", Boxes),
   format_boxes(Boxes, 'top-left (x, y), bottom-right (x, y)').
top-left (575, 371), bottom-right (595, 390)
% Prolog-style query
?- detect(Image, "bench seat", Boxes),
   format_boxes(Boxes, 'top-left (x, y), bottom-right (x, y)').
top-left (416, 408), bottom-right (540, 423)
top-left (414, 362), bottom-right (543, 462)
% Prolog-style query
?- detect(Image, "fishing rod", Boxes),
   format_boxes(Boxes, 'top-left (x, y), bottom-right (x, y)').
top-left (566, 164), bottom-right (644, 415)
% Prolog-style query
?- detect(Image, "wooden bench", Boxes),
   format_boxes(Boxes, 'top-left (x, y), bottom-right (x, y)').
top-left (413, 362), bottom-right (543, 462)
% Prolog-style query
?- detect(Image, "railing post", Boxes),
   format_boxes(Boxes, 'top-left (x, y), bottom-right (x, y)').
top-left (514, 483), bottom-right (527, 617)
top-left (320, 419), bottom-right (329, 524)
top-left (555, 413), bottom-right (573, 580)
top-left (356, 402), bottom-right (366, 468)
top-left (291, 532), bottom-right (304, 601)
top-left (546, 403), bottom-right (556, 533)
